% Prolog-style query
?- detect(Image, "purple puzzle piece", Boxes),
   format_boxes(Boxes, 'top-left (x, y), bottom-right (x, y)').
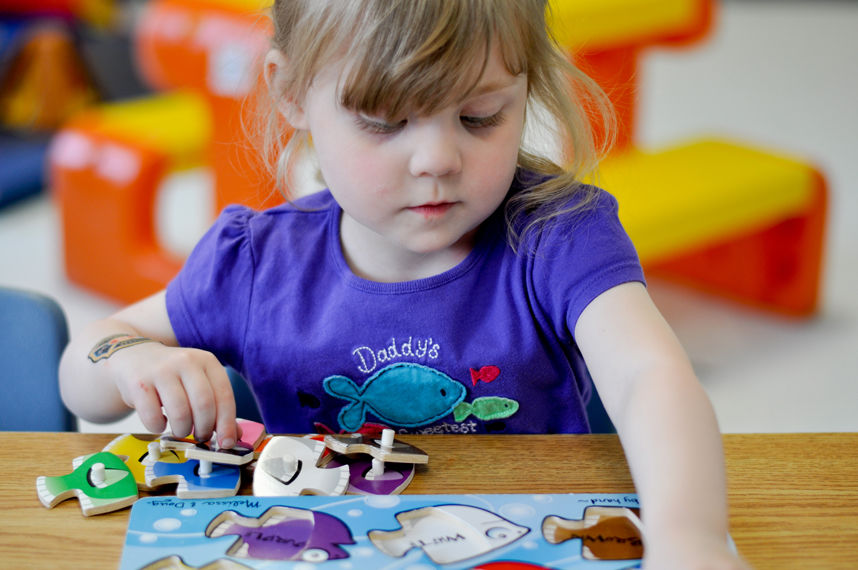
top-left (326, 455), bottom-right (416, 495)
top-left (206, 506), bottom-right (355, 562)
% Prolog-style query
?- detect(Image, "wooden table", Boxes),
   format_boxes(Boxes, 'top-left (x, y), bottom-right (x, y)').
top-left (1, 432), bottom-right (856, 568)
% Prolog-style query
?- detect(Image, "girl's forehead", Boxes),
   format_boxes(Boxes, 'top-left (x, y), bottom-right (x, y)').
top-left (333, 40), bottom-right (525, 116)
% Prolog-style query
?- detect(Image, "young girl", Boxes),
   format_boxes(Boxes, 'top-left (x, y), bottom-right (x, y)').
top-left (61, 1), bottom-right (748, 567)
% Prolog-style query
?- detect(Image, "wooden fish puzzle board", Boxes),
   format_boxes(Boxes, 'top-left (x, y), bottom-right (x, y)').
top-left (121, 493), bottom-right (646, 569)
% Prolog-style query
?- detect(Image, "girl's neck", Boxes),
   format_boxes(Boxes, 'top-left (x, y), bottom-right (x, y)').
top-left (339, 213), bottom-right (477, 283)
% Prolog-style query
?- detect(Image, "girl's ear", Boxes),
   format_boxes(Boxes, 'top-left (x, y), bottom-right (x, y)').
top-left (263, 49), bottom-right (308, 129)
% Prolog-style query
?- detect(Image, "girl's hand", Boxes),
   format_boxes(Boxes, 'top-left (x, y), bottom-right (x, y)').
top-left (105, 340), bottom-right (238, 448)
top-left (60, 291), bottom-right (240, 449)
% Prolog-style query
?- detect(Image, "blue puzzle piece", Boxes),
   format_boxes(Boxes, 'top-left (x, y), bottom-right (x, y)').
top-left (145, 459), bottom-right (241, 499)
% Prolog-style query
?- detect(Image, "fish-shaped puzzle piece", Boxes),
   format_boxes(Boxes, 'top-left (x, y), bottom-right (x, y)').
top-left (368, 504), bottom-right (529, 564)
top-left (36, 451), bottom-right (138, 516)
top-left (453, 396), bottom-right (519, 422)
top-left (160, 436), bottom-right (255, 466)
top-left (253, 436), bottom-right (349, 497)
top-left (140, 554), bottom-right (251, 569)
top-left (205, 506), bottom-right (355, 562)
top-left (145, 460), bottom-right (241, 499)
top-left (542, 506), bottom-right (644, 560)
top-left (325, 454), bottom-right (416, 495)
top-left (103, 433), bottom-right (184, 490)
top-left (324, 362), bottom-right (467, 431)
top-left (323, 432), bottom-right (428, 464)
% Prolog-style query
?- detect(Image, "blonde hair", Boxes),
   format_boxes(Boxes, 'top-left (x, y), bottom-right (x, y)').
top-left (259, 0), bottom-right (615, 248)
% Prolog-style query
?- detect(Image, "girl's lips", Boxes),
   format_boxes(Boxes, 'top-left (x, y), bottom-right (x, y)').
top-left (407, 202), bottom-right (455, 218)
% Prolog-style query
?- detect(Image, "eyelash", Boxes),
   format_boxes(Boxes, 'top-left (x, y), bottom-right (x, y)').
top-left (461, 112), bottom-right (506, 130)
top-left (354, 112), bottom-right (506, 135)
top-left (354, 116), bottom-right (406, 135)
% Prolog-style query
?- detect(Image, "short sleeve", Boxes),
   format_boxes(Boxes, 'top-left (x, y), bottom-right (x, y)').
top-left (165, 205), bottom-right (256, 370)
top-left (531, 189), bottom-right (646, 338)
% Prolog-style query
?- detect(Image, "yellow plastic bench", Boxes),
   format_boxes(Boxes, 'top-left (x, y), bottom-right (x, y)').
top-left (600, 139), bottom-right (826, 316)
top-left (550, 0), bottom-right (827, 316)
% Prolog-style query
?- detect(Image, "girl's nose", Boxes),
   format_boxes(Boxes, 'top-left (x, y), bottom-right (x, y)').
top-left (408, 123), bottom-right (462, 178)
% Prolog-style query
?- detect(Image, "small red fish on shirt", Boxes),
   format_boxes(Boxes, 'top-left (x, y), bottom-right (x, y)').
top-left (470, 365), bottom-right (500, 386)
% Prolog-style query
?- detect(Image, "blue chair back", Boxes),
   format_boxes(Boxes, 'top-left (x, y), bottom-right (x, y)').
top-left (226, 366), bottom-right (263, 424)
top-left (586, 383), bottom-right (616, 434)
top-left (0, 286), bottom-right (76, 431)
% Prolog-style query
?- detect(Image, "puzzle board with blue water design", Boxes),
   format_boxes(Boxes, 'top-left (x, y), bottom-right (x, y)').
top-left (121, 493), bottom-right (643, 569)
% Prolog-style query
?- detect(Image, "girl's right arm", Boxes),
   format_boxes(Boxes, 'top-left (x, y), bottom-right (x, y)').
top-left (59, 291), bottom-right (238, 448)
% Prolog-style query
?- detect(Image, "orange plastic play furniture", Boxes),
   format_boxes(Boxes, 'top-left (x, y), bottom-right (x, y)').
top-left (134, 0), bottom-right (284, 212)
top-left (51, 0), bottom-right (279, 304)
top-left (51, 92), bottom-right (209, 302)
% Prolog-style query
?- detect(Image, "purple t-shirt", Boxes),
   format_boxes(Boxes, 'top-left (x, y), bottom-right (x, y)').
top-left (166, 177), bottom-right (644, 434)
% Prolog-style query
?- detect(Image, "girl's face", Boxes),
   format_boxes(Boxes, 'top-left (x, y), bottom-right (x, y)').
top-left (290, 44), bottom-right (528, 281)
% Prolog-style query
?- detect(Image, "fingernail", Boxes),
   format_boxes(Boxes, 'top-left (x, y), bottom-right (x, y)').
top-left (221, 438), bottom-right (235, 449)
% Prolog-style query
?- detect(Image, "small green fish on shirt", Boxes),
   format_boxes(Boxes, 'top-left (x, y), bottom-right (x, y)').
top-left (453, 396), bottom-right (519, 422)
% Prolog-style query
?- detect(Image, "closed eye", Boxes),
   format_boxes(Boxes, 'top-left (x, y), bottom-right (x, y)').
top-left (355, 114), bottom-right (406, 135)
top-left (461, 112), bottom-right (505, 130)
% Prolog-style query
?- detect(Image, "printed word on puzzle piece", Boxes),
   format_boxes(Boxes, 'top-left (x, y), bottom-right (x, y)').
top-left (253, 436), bottom-right (350, 497)
top-left (36, 451), bottom-right (138, 516)
top-left (103, 434), bottom-right (185, 491)
top-left (369, 504), bottom-right (529, 565)
top-left (542, 505), bottom-right (645, 561)
top-left (206, 505), bottom-right (356, 562)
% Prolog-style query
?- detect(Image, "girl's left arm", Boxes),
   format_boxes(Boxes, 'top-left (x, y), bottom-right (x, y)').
top-left (574, 282), bottom-right (750, 570)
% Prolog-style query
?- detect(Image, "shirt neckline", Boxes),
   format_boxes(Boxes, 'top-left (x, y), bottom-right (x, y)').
top-left (325, 194), bottom-right (500, 294)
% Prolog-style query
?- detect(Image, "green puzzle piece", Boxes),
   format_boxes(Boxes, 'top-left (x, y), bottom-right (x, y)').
top-left (36, 451), bottom-right (138, 516)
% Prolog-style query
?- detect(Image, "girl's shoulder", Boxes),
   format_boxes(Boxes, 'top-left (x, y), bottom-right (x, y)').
top-left (509, 170), bottom-right (620, 248)
top-left (513, 170), bottom-right (616, 211)
top-left (198, 190), bottom-right (337, 262)
top-left (217, 189), bottom-right (337, 230)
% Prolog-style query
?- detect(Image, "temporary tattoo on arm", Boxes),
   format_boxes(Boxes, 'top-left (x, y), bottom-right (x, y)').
top-left (88, 333), bottom-right (160, 362)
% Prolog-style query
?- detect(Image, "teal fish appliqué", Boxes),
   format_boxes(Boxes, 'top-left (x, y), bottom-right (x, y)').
top-left (323, 363), bottom-right (467, 432)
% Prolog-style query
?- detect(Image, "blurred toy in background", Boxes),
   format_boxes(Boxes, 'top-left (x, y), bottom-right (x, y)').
top-left (0, 21), bottom-right (96, 131)
top-left (43, 0), bottom-right (827, 318)
top-left (0, 0), bottom-right (116, 29)
top-left (50, 0), bottom-right (280, 304)
top-left (0, 18), bottom-right (92, 207)
top-left (0, 0), bottom-right (148, 208)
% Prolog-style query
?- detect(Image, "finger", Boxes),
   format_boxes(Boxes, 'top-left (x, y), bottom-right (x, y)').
top-left (177, 365), bottom-right (220, 443)
top-left (154, 373), bottom-right (194, 439)
top-left (120, 376), bottom-right (167, 435)
top-left (206, 364), bottom-right (238, 449)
